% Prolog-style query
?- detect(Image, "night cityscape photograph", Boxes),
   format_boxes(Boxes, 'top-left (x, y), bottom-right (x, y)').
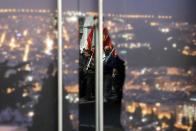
top-left (0, 0), bottom-right (195, 131)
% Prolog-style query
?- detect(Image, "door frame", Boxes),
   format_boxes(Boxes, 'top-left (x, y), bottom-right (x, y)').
top-left (57, 0), bottom-right (104, 130)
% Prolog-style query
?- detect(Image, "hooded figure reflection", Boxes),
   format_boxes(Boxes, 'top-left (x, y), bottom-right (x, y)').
top-left (103, 28), bottom-right (125, 102)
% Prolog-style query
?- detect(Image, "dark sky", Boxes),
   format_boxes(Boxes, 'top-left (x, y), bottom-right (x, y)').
top-left (0, 0), bottom-right (98, 11)
top-left (63, 0), bottom-right (98, 11)
top-left (0, 0), bottom-right (195, 20)
top-left (103, 0), bottom-right (196, 21)
top-left (0, 0), bottom-right (56, 9)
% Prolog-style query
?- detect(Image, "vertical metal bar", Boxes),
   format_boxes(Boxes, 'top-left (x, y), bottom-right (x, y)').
top-left (57, 0), bottom-right (63, 130)
top-left (96, 0), bottom-right (103, 130)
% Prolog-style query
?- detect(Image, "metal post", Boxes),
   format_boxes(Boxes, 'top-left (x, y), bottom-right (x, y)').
top-left (57, 0), bottom-right (63, 130)
top-left (96, 0), bottom-right (103, 131)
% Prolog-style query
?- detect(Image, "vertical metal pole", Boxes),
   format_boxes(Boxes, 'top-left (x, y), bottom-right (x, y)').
top-left (57, 0), bottom-right (63, 130)
top-left (96, 0), bottom-right (103, 130)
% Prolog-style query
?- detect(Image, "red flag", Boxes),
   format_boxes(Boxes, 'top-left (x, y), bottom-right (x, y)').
top-left (87, 27), bottom-right (94, 50)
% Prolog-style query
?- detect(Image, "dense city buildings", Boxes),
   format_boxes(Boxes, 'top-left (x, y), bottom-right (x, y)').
top-left (0, 3), bottom-right (195, 130)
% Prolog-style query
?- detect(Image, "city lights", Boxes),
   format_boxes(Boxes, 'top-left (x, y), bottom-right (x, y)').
top-left (27, 111), bottom-right (34, 118)
top-left (9, 37), bottom-right (18, 50)
top-left (44, 36), bottom-right (54, 55)
top-left (159, 28), bottom-right (170, 33)
top-left (0, 32), bottom-right (6, 47)
top-left (0, 6), bottom-right (195, 131)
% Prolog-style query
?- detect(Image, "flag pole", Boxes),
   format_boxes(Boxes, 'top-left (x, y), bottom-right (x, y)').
top-left (57, 0), bottom-right (63, 130)
top-left (104, 48), bottom-right (115, 63)
top-left (86, 53), bottom-right (93, 71)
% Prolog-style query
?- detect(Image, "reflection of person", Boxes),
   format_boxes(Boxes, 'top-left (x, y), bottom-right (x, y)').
top-left (29, 63), bottom-right (58, 131)
top-left (79, 17), bottom-right (97, 102)
top-left (79, 48), bottom-right (96, 101)
top-left (103, 27), bottom-right (125, 102)
top-left (112, 55), bottom-right (125, 101)
top-left (85, 51), bottom-right (95, 101)
top-left (103, 45), bottom-right (116, 100)
top-left (79, 49), bottom-right (90, 98)
top-left (79, 18), bottom-right (125, 102)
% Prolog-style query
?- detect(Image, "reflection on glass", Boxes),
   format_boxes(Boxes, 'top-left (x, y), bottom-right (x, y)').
top-left (79, 16), bottom-right (97, 131)
top-left (0, 5), bottom-right (58, 131)
top-left (63, 1), bottom-right (98, 130)
top-left (62, 11), bottom-right (80, 131)
top-left (104, 0), bottom-right (196, 131)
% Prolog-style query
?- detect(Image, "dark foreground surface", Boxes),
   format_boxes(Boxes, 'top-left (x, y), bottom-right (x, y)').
top-left (79, 100), bottom-right (123, 131)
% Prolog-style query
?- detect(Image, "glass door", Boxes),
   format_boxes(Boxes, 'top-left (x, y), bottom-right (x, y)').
top-left (62, 0), bottom-right (98, 131)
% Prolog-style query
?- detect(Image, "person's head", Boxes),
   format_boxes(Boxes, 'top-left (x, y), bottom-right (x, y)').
top-left (91, 47), bottom-right (95, 53)
top-left (84, 49), bottom-right (91, 57)
top-left (104, 46), bottom-right (111, 55)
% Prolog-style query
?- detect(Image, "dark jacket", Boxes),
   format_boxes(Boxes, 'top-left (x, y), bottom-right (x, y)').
top-left (104, 55), bottom-right (116, 75)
